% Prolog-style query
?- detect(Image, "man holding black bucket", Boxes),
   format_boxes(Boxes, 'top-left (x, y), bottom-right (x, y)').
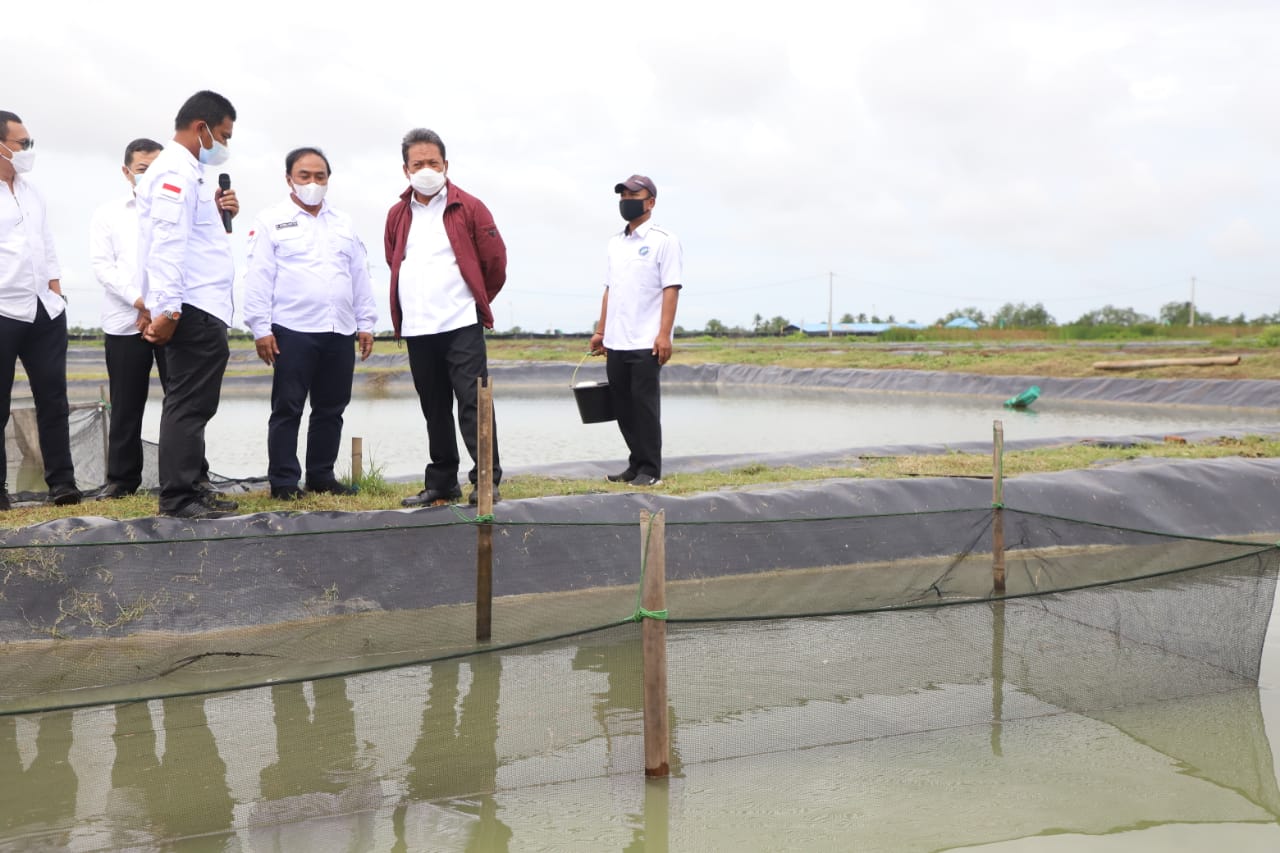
top-left (588, 174), bottom-right (683, 487)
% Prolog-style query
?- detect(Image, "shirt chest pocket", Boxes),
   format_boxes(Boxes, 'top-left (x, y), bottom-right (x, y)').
top-left (273, 228), bottom-right (309, 257)
top-left (195, 183), bottom-right (220, 226)
top-left (329, 226), bottom-right (358, 259)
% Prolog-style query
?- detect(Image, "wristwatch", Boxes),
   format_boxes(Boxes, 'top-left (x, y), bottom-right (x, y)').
top-left (162, 309), bottom-right (182, 321)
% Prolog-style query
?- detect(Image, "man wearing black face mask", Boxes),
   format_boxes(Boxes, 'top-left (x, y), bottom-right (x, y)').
top-left (588, 175), bottom-right (683, 488)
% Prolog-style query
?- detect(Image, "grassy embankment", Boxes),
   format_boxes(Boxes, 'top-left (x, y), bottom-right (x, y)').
top-left (3, 331), bottom-right (1273, 528)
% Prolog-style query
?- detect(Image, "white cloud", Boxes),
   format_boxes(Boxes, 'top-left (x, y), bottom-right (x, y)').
top-left (10, 0), bottom-right (1280, 334)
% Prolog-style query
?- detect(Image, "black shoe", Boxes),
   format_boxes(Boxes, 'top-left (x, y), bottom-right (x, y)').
top-left (401, 487), bottom-right (463, 508)
top-left (97, 483), bottom-right (136, 500)
top-left (607, 469), bottom-right (637, 483)
top-left (307, 480), bottom-right (358, 496)
top-left (49, 485), bottom-right (82, 506)
top-left (197, 484), bottom-right (239, 511)
top-left (630, 474), bottom-right (664, 487)
top-left (0, 492), bottom-right (9, 512)
top-left (161, 498), bottom-right (231, 520)
top-left (271, 485), bottom-right (306, 501)
top-left (468, 485), bottom-right (502, 506)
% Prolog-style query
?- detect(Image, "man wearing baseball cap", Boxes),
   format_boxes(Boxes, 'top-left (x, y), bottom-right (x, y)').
top-left (588, 174), bottom-right (683, 487)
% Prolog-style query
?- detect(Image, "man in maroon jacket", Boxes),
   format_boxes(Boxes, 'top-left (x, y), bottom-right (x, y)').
top-left (386, 128), bottom-right (507, 507)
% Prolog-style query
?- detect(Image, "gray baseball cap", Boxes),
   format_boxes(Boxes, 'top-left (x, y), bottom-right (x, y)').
top-left (614, 174), bottom-right (657, 197)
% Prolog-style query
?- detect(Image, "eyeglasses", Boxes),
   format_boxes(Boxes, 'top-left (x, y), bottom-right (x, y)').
top-left (3, 138), bottom-right (34, 151)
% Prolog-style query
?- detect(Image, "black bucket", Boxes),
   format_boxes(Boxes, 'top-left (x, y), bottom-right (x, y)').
top-left (574, 381), bottom-right (615, 424)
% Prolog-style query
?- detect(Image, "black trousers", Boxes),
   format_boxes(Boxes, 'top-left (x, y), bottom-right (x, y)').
top-left (104, 334), bottom-right (210, 493)
top-left (405, 323), bottom-right (501, 491)
top-left (0, 301), bottom-right (75, 492)
top-left (157, 305), bottom-right (229, 513)
top-left (267, 326), bottom-right (356, 489)
top-left (606, 349), bottom-right (663, 479)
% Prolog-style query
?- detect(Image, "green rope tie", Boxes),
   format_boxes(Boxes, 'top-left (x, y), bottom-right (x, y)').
top-left (446, 505), bottom-right (495, 523)
top-left (992, 502), bottom-right (1005, 509)
top-left (629, 606), bottom-right (668, 622)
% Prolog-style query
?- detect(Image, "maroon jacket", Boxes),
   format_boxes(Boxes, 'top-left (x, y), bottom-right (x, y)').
top-left (384, 181), bottom-right (507, 338)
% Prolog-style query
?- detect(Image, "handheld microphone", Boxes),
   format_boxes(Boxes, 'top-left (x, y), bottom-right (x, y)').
top-left (218, 173), bottom-right (233, 233)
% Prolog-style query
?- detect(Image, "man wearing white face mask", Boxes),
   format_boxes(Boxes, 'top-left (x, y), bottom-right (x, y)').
top-left (0, 109), bottom-right (81, 510)
top-left (242, 147), bottom-right (377, 500)
top-left (385, 128), bottom-right (507, 508)
top-left (136, 90), bottom-right (242, 519)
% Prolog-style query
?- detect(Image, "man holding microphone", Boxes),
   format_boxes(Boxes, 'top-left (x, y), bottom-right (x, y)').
top-left (136, 90), bottom-right (240, 519)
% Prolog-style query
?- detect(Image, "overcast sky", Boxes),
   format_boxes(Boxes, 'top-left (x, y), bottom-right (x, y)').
top-left (13, 0), bottom-right (1279, 334)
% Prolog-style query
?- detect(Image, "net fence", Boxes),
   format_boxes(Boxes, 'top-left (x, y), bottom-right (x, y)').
top-left (0, 505), bottom-right (1274, 714)
top-left (1, 503), bottom-right (1277, 847)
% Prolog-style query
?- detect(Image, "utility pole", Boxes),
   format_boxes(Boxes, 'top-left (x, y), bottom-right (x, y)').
top-left (827, 271), bottom-right (834, 338)
top-left (1189, 277), bottom-right (1196, 328)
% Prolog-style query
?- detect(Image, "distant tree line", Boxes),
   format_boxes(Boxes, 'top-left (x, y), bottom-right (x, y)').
top-left (937, 301), bottom-right (1280, 328)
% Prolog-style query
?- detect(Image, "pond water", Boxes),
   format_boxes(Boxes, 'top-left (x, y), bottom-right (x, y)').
top-left (2, 600), bottom-right (1279, 851)
top-left (139, 385), bottom-right (1280, 480)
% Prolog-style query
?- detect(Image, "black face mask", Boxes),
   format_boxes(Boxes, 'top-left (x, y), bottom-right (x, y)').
top-left (619, 198), bottom-right (648, 222)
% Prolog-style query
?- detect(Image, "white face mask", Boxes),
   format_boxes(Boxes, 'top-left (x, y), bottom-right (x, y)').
top-left (292, 181), bottom-right (327, 206)
top-left (197, 124), bottom-right (230, 167)
top-left (2, 142), bottom-right (34, 174)
top-left (409, 167), bottom-right (446, 197)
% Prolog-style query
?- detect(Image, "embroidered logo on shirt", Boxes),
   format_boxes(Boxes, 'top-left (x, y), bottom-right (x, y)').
top-left (160, 183), bottom-right (182, 198)
top-left (275, 221), bottom-right (299, 230)
top-left (639, 246), bottom-right (651, 256)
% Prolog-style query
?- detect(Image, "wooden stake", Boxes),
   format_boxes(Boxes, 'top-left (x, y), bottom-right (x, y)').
top-left (351, 436), bottom-right (363, 484)
top-left (1093, 355), bottom-right (1240, 371)
top-left (992, 419), bottom-right (1006, 595)
top-left (641, 509), bottom-right (670, 777)
top-left (476, 377), bottom-right (494, 643)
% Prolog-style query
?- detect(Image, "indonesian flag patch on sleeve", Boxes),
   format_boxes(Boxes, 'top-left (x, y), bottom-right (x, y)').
top-left (160, 182), bottom-right (183, 200)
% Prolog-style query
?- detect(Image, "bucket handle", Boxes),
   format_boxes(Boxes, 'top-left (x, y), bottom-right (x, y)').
top-left (570, 351), bottom-right (599, 388)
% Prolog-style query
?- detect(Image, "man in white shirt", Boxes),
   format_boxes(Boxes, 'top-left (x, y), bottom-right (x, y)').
top-left (384, 128), bottom-right (507, 507)
top-left (136, 91), bottom-right (241, 520)
top-left (589, 174), bottom-right (683, 488)
top-left (91, 139), bottom-right (181, 499)
top-left (242, 146), bottom-right (377, 500)
top-left (0, 109), bottom-right (80, 510)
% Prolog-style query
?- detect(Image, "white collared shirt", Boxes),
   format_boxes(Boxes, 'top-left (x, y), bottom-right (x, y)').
top-left (0, 175), bottom-right (65, 323)
top-left (89, 191), bottom-right (146, 335)
top-left (241, 196), bottom-right (378, 339)
top-left (135, 144), bottom-right (235, 325)
top-left (398, 187), bottom-right (476, 336)
top-left (603, 220), bottom-right (683, 351)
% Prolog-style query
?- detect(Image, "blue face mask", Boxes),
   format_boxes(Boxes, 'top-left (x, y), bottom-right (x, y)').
top-left (197, 123), bottom-right (230, 167)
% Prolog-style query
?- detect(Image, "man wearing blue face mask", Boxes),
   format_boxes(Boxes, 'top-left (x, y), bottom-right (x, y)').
top-left (136, 90), bottom-right (241, 519)
top-left (0, 109), bottom-right (80, 510)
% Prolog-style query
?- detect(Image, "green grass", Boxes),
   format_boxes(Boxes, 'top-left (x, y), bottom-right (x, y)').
top-left (3, 435), bottom-right (1277, 530)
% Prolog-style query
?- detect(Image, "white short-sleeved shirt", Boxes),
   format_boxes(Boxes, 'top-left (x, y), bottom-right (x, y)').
top-left (134, 144), bottom-right (235, 325)
top-left (241, 196), bottom-right (378, 340)
top-left (0, 175), bottom-right (64, 323)
top-left (89, 192), bottom-right (146, 335)
top-left (397, 187), bottom-right (476, 336)
top-left (603, 220), bottom-right (682, 351)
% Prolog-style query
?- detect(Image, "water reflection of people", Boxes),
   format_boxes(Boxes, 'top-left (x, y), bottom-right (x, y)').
top-left (260, 680), bottom-right (359, 800)
top-left (109, 698), bottom-right (233, 843)
top-left (402, 656), bottom-right (511, 850)
top-left (0, 711), bottom-right (77, 841)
